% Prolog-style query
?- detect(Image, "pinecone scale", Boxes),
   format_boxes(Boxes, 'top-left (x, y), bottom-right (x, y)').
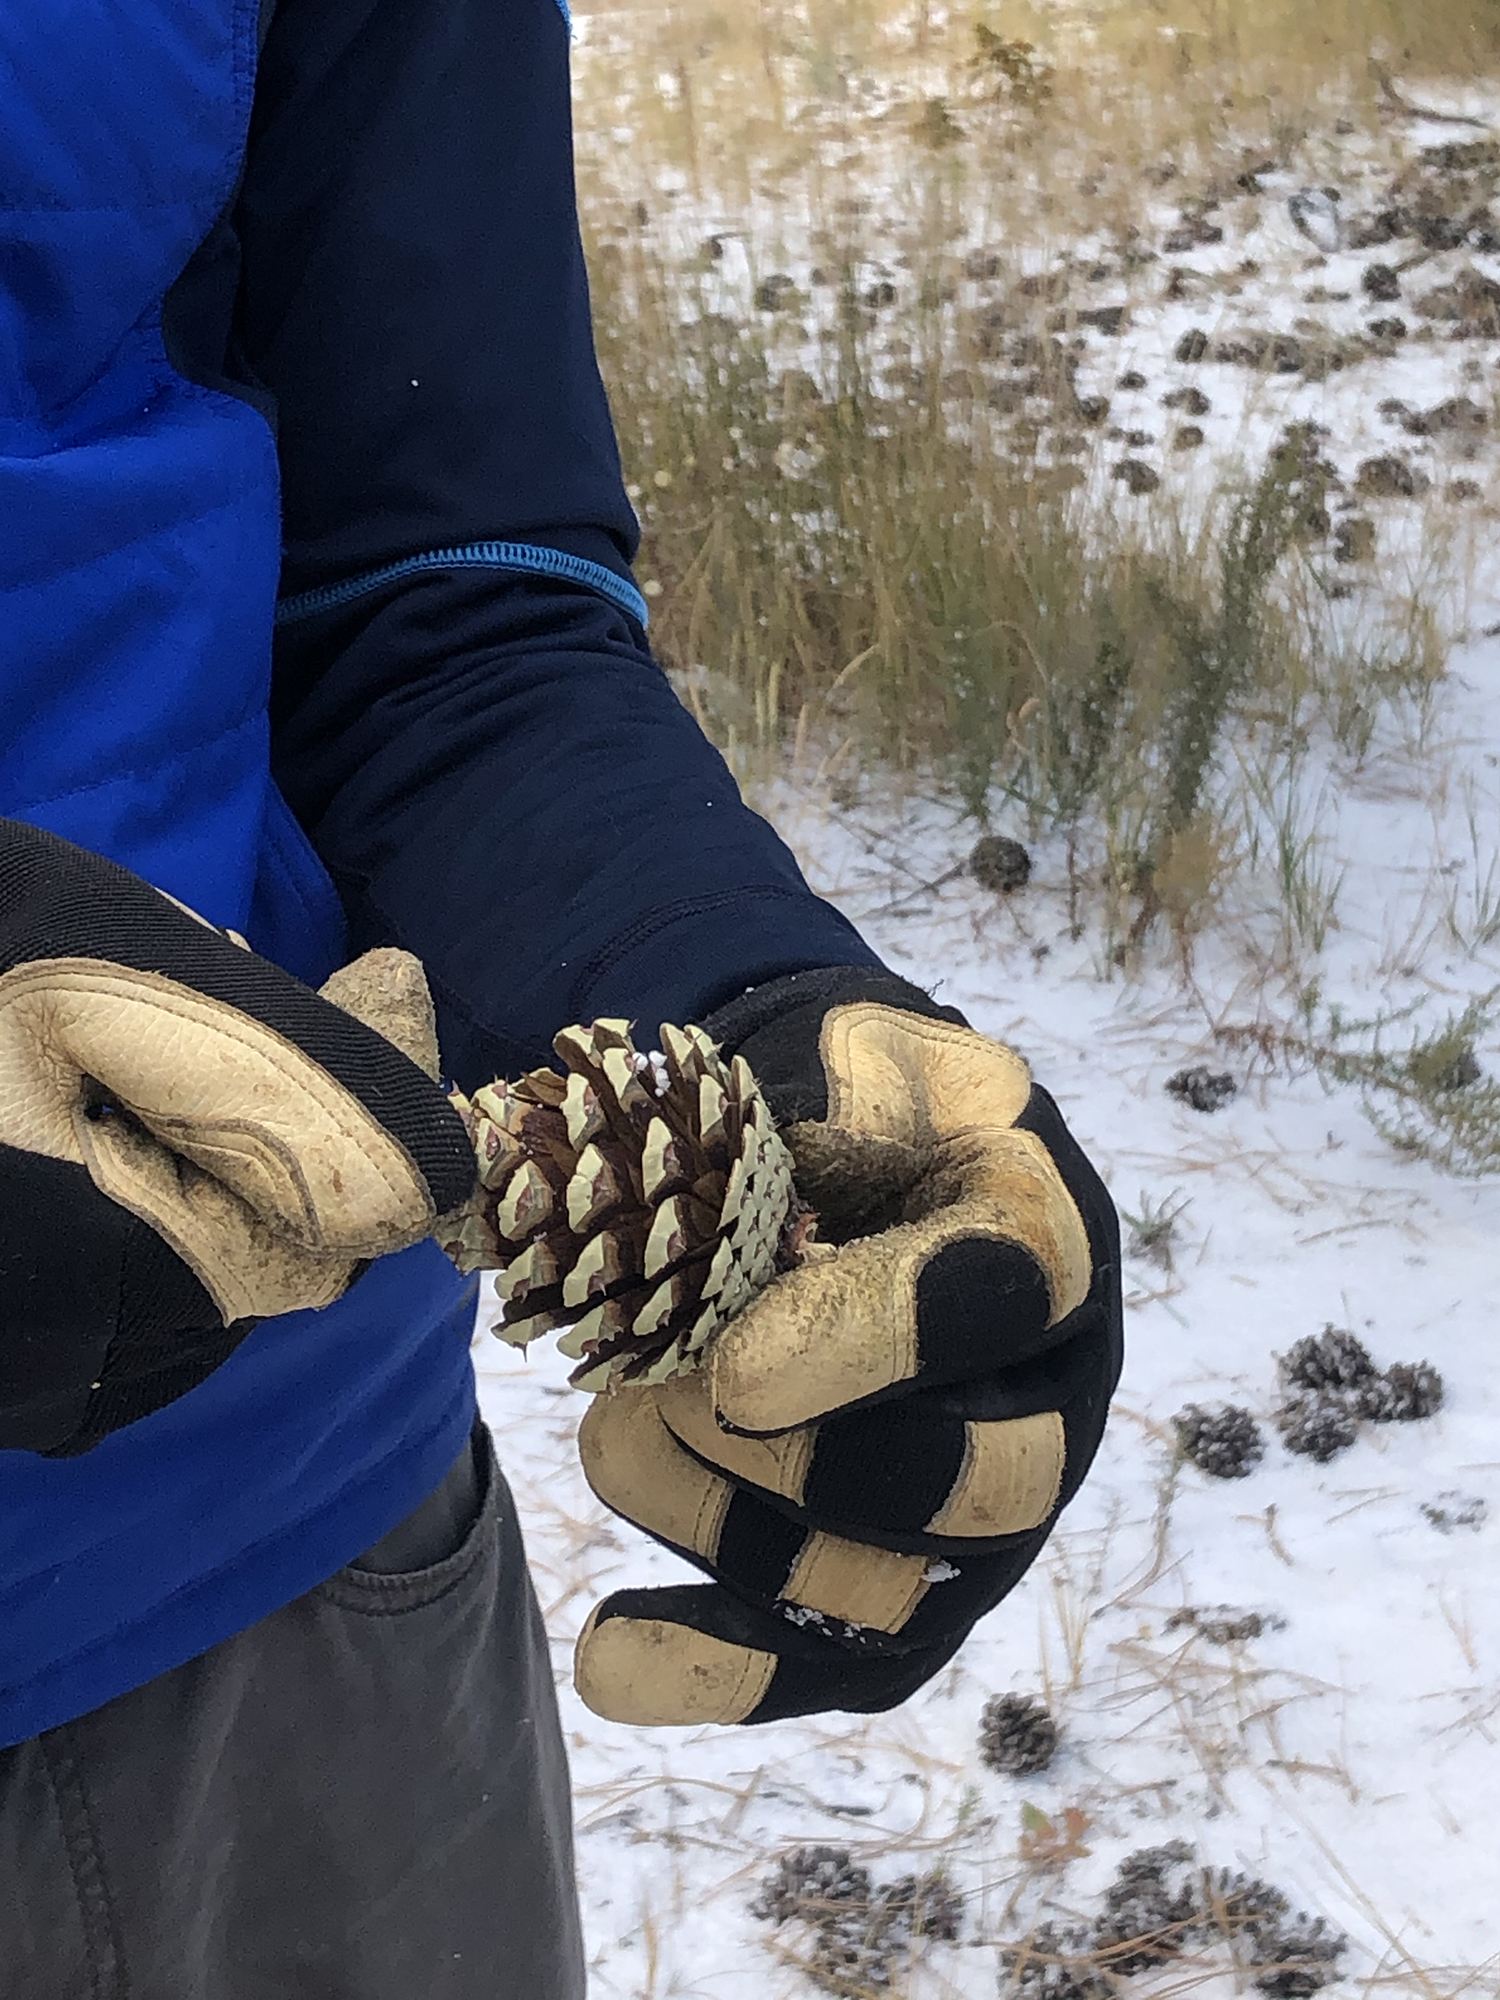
top-left (436, 1019), bottom-right (805, 1390)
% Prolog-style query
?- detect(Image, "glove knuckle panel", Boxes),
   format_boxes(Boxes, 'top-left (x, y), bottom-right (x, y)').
top-left (923, 1412), bottom-right (1065, 1536)
top-left (806, 1400), bottom-right (966, 1542)
top-left (713, 1490), bottom-right (808, 1597)
top-left (783, 1533), bottom-right (932, 1633)
top-left (914, 1235), bottom-right (1053, 1379)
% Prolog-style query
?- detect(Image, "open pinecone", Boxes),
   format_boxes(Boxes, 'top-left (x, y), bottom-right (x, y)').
top-left (435, 1019), bottom-right (810, 1391)
top-left (979, 1692), bottom-right (1059, 1775)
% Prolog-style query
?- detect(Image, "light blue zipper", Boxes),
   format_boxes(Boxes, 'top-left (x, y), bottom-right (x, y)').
top-left (275, 539), bottom-right (649, 629)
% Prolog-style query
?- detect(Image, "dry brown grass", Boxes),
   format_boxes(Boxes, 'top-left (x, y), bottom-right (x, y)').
top-left (571, 0), bottom-right (1481, 962)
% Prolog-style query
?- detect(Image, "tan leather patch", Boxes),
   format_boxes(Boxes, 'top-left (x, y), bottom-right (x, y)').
top-left (656, 1370), bottom-right (816, 1503)
top-left (710, 1203), bottom-right (1086, 1437)
top-left (925, 1412), bottom-right (1066, 1536)
top-left (76, 1118), bottom-right (353, 1322)
top-left (784, 1532), bottom-right (931, 1633)
top-left (818, 1003), bottom-right (1033, 1146)
top-left (573, 1609), bottom-right (776, 1726)
top-left (711, 1223), bottom-right (927, 1434)
top-left (577, 1391), bottom-right (733, 1560)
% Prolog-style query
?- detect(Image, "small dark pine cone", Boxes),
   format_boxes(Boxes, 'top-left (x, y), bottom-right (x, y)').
top-left (880, 1870), bottom-right (964, 1944)
top-left (1197, 1868), bottom-right (1290, 1934)
top-left (969, 834), bottom-right (1033, 895)
top-left (1281, 1325), bottom-right (1375, 1392)
top-left (1362, 1360), bottom-right (1444, 1423)
top-left (1431, 1048), bottom-right (1482, 1092)
top-left (1092, 1843), bottom-right (1198, 1972)
top-left (1276, 1394), bottom-right (1357, 1463)
top-left (979, 1692), bottom-right (1059, 1775)
top-left (1000, 1923), bottom-right (1111, 2000)
top-left (1249, 1913), bottom-right (1347, 1997)
top-left (1166, 1066), bottom-right (1238, 1113)
top-left (1174, 1404), bottom-right (1266, 1479)
top-left (751, 1846), bottom-right (872, 1925)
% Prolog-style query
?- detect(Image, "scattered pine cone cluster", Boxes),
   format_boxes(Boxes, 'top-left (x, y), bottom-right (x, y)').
top-left (751, 1847), bottom-right (961, 1995)
top-left (1173, 1328), bottom-right (1445, 1478)
top-left (437, 1019), bottom-right (807, 1390)
top-left (998, 1846), bottom-right (1346, 2000)
top-left (1173, 1403), bottom-right (1267, 1479)
top-left (979, 1692), bottom-right (1060, 1775)
top-left (1276, 1325), bottom-right (1444, 1463)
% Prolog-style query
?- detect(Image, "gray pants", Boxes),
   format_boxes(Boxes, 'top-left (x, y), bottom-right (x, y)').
top-left (0, 1426), bottom-right (586, 1998)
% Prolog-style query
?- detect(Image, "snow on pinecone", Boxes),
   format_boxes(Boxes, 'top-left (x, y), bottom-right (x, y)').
top-left (1280, 1325), bottom-right (1375, 1392)
top-left (1174, 1403), bottom-right (1266, 1479)
top-left (1275, 1393), bottom-right (1358, 1463)
top-left (1091, 1843), bottom-right (1199, 1972)
top-left (436, 1019), bottom-right (806, 1390)
top-left (1361, 1360), bottom-right (1444, 1422)
top-left (752, 1847), bottom-right (873, 1925)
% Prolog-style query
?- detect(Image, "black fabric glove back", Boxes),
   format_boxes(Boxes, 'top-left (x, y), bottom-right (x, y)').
top-left (0, 820), bottom-right (475, 1457)
top-left (573, 967), bottom-right (1122, 1726)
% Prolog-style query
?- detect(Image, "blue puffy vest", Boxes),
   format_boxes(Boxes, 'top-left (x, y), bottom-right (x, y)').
top-left (0, 0), bottom-right (477, 1745)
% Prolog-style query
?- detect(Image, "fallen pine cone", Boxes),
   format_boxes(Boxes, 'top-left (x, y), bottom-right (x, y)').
top-left (435, 1019), bottom-right (813, 1391)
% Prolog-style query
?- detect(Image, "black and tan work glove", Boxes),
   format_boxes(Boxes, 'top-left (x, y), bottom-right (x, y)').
top-left (573, 968), bottom-right (1122, 1725)
top-left (0, 820), bottom-right (475, 1457)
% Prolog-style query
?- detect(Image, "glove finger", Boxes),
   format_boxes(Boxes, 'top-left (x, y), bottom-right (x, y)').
top-left (708, 1127), bottom-right (1088, 1436)
top-left (580, 1387), bottom-right (936, 1634)
top-left (575, 1584), bottom-right (958, 1726)
top-left (655, 1363), bottom-right (1067, 1551)
top-left (579, 1387), bottom-right (1048, 1657)
top-left (0, 1142), bottom-right (232, 1454)
top-left (317, 948), bottom-right (442, 1081)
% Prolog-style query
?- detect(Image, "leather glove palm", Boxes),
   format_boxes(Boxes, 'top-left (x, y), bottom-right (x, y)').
top-left (0, 820), bottom-right (475, 1456)
top-left (573, 969), bottom-right (1121, 1726)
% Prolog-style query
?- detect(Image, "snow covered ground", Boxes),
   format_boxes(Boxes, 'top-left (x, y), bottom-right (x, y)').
top-left (472, 13), bottom-right (1500, 1995)
top-left (478, 692), bottom-right (1500, 1995)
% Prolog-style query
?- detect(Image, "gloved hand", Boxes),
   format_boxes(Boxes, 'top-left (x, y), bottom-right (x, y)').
top-left (572, 968), bottom-right (1121, 1725)
top-left (0, 819), bottom-right (475, 1457)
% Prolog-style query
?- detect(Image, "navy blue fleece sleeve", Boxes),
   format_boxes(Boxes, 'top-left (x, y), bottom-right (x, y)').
top-left (238, 0), bottom-right (880, 1087)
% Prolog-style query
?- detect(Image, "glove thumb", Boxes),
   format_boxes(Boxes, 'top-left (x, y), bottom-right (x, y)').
top-left (318, 948), bottom-right (442, 1081)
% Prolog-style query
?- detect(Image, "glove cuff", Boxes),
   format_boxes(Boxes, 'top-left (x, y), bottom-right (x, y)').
top-left (705, 966), bottom-right (966, 1057)
top-left (705, 967), bottom-right (969, 1128)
